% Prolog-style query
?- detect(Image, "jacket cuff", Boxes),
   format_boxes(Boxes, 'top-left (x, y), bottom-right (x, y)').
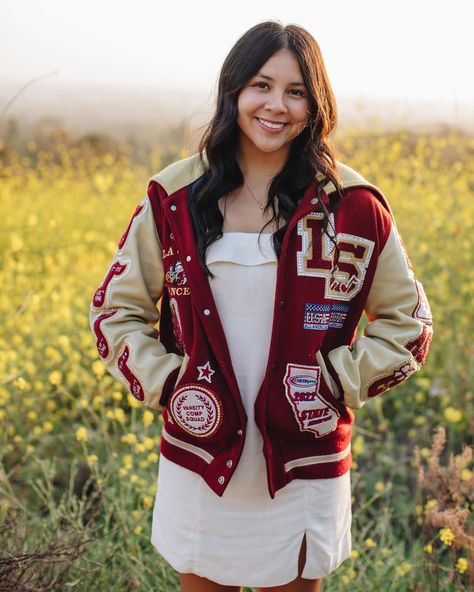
top-left (159, 367), bottom-right (180, 407)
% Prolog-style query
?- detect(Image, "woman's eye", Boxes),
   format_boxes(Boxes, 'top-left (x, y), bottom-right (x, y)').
top-left (253, 82), bottom-right (268, 89)
top-left (289, 89), bottom-right (305, 97)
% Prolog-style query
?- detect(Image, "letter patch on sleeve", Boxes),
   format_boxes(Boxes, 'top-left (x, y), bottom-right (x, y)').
top-left (284, 363), bottom-right (340, 438)
top-left (169, 385), bottom-right (222, 437)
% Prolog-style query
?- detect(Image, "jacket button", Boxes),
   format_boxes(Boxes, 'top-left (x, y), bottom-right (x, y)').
top-left (186, 255), bottom-right (191, 262)
top-left (271, 363), bottom-right (277, 371)
top-left (226, 460), bottom-right (233, 468)
top-left (170, 204), bottom-right (177, 211)
top-left (218, 475), bottom-right (225, 485)
top-left (204, 308), bottom-right (211, 316)
top-left (237, 429), bottom-right (243, 436)
top-left (279, 300), bottom-right (286, 309)
top-left (311, 197), bottom-right (319, 205)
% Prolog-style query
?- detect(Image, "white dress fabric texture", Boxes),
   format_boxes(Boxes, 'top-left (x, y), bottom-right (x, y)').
top-left (151, 232), bottom-right (352, 587)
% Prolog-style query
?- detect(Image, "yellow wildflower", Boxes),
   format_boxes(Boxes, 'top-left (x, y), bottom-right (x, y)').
top-left (130, 474), bottom-right (139, 484)
top-left (460, 468), bottom-right (472, 481)
top-left (455, 557), bottom-right (468, 574)
top-left (134, 526), bottom-right (143, 535)
top-left (439, 527), bottom-right (455, 546)
top-left (114, 408), bottom-right (126, 425)
top-left (87, 454), bottom-right (98, 465)
top-left (143, 495), bottom-right (153, 509)
top-left (135, 443), bottom-right (146, 454)
top-left (121, 433), bottom-right (137, 445)
top-left (350, 549), bottom-right (359, 559)
top-left (352, 435), bottom-right (364, 457)
top-left (424, 543), bottom-right (433, 554)
top-left (127, 393), bottom-right (141, 408)
top-left (144, 437), bottom-right (155, 450)
top-left (364, 538), bottom-right (376, 549)
top-left (420, 447), bottom-right (430, 459)
top-left (75, 427), bottom-right (88, 442)
top-left (374, 481), bottom-right (385, 492)
top-left (443, 407), bottom-right (462, 423)
top-left (143, 410), bottom-right (154, 428)
top-left (27, 410), bottom-right (37, 421)
top-left (380, 547), bottom-right (391, 557)
top-left (43, 421), bottom-right (54, 432)
top-left (396, 562), bottom-right (412, 577)
top-left (118, 467), bottom-right (128, 478)
top-left (113, 391), bottom-right (123, 401)
top-left (148, 452), bottom-right (159, 463)
top-left (48, 370), bottom-right (62, 386)
top-left (92, 360), bottom-right (106, 378)
top-left (123, 454), bottom-right (133, 470)
top-left (33, 426), bottom-right (43, 436)
top-left (425, 499), bottom-right (437, 511)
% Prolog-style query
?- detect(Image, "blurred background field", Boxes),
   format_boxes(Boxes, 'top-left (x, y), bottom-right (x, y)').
top-left (0, 114), bottom-right (473, 590)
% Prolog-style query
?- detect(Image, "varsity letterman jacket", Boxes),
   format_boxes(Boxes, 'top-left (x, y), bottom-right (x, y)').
top-left (89, 154), bottom-right (433, 498)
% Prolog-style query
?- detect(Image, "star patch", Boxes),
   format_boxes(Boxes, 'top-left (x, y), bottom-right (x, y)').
top-left (197, 361), bottom-right (215, 383)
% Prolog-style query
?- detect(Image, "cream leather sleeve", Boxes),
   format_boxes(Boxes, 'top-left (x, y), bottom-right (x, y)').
top-left (327, 224), bottom-right (433, 410)
top-left (89, 195), bottom-right (184, 410)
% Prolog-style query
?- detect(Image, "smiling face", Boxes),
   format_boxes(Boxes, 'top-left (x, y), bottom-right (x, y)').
top-left (236, 48), bottom-right (310, 159)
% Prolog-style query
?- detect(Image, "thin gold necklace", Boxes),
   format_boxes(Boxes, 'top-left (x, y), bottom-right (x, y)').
top-left (243, 179), bottom-right (266, 210)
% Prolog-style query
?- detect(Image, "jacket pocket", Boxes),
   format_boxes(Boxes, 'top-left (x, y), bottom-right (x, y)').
top-left (170, 352), bottom-right (189, 394)
top-left (316, 350), bottom-right (343, 403)
top-left (159, 353), bottom-right (189, 408)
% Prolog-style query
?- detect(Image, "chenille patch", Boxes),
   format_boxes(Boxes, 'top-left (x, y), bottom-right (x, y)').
top-left (117, 201), bottom-right (146, 250)
top-left (169, 385), bottom-right (222, 438)
top-left (92, 260), bottom-right (129, 308)
top-left (284, 363), bottom-right (340, 438)
top-left (93, 310), bottom-right (117, 359)
top-left (304, 303), bottom-right (349, 331)
top-left (117, 344), bottom-right (145, 401)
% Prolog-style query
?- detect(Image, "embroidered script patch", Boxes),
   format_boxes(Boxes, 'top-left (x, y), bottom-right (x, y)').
top-left (284, 363), bottom-right (340, 438)
top-left (169, 385), bottom-right (222, 437)
top-left (304, 303), bottom-right (349, 330)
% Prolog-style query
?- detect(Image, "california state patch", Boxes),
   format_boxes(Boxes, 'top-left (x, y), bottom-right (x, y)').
top-left (169, 385), bottom-right (222, 438)
top-left (284, 363), bottom-right (340, 438)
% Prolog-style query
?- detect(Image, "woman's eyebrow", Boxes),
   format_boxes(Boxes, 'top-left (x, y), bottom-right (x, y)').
top-left (255, 72), bottom-right (306, 86)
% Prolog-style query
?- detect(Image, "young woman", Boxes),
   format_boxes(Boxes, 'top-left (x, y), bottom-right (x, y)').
top-left (90, 21), bottom-right (433, 592)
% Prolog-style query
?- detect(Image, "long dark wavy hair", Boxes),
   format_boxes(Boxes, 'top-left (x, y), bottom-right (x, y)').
top-left (191, 20), bottom-right (346, 276)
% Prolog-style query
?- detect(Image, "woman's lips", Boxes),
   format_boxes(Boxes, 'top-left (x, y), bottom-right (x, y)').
top-left (256, 117), bottom-right (288, 133)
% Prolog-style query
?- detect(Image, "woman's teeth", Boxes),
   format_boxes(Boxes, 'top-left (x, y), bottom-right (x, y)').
top-left (257, 118), bottom-right (286, 130)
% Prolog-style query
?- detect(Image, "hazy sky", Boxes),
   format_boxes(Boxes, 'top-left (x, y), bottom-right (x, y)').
top-left (2, 0), bottom-right (473, 103)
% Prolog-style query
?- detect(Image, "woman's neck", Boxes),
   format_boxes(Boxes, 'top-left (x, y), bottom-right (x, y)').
top-left (236, 140), bottom-right (288, 188)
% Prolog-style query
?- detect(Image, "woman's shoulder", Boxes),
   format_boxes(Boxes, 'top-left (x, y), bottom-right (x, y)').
top-left (329, 161), bottom-right (394, 219)
top-left (147, 153), bottom-right (207, 197)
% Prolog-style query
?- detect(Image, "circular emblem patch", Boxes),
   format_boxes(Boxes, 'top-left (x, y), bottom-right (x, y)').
top-left (169, 385), bottom-right (222, 437)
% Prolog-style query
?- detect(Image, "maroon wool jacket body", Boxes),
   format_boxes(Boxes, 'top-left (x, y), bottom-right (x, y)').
top-left (90, 155), bottom-right (433, 498)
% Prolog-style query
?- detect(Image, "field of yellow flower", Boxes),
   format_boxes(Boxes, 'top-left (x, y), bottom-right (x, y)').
top-left (0, 130), bottom-right (473, 591)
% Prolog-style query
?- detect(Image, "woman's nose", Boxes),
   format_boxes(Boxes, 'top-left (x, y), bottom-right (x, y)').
top-left (264, 92), bottom-right (288, 113)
